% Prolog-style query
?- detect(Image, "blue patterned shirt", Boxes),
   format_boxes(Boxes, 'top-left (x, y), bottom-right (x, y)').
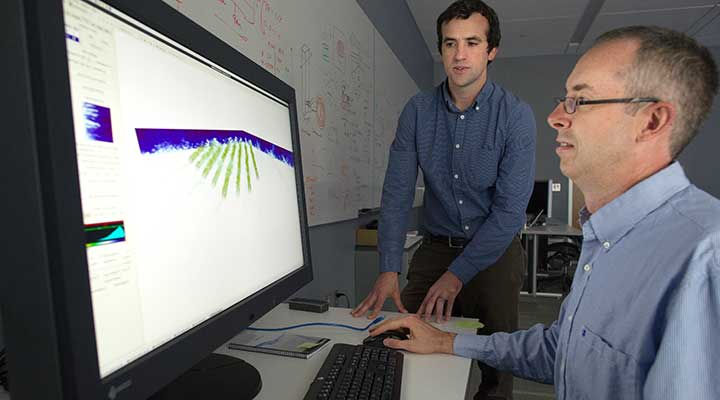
top-left (454, 162), bottom-right (720, 399)
top-left (377, 81), bottom-right (536, 283)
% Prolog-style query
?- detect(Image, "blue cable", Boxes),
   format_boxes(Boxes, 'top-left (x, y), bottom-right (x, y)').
top-left (246, 316), bottom-right (384, 332)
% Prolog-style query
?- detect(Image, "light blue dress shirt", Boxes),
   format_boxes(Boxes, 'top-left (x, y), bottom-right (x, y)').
top-left (454, 162), bottom-right (720, 399)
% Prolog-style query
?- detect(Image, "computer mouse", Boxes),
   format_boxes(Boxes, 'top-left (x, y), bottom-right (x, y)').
top-left (362, 329), bottom-right (409, 348)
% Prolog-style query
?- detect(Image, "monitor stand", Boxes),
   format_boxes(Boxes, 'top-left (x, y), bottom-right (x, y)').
top-left (150, 354), bottom-right (262, 400)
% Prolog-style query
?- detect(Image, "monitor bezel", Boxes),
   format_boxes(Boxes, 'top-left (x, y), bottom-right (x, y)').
top-left (2, 0), bottom-right (312, 399)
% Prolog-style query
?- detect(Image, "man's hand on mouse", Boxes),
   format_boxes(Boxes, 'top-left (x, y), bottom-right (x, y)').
top-left (369, 315), bottom-right (456, 354)
top-left (416, 271), bottom-right (462, 323)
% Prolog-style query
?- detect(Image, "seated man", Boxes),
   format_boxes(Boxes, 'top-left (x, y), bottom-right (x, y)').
top-left (369, 25), bottom-right (720, 400)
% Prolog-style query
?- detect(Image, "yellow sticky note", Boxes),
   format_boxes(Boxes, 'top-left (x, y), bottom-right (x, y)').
top-left (455, 320), bottom-right (484, 330)
top-left (297, 342), bottom-right (320, 350)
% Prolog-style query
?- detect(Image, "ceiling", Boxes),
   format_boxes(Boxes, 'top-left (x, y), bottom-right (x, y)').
top-left (406, 0), bottom-right (720, 60)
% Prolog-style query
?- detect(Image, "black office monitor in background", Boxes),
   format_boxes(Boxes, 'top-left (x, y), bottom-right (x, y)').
top-left (1, 0), bottom-right (311, 399)
top-left (526, 179), bottom-right (553, 222)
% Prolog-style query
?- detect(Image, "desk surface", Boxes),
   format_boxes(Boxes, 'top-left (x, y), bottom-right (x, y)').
top-left (215, 304), bottom-right (476, 400)
top-left (0, 305), bottom-right (474, 400)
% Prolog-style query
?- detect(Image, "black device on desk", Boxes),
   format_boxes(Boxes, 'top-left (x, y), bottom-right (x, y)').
top-left (289, 297), bottom-right (330, 313)
top-left (304, 343), bottom-right (404, 400)
top-left (3, 1), bottom-right (312, 399)
top-left (362, 329), bottom-right (410, 348)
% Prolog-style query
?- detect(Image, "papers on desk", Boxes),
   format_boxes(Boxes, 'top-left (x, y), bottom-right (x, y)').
top-left (454, 320), bottom-right (484, 329)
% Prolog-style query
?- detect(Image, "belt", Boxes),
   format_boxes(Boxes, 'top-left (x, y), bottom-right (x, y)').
top-left (426, 234), bottom-right (469, 249)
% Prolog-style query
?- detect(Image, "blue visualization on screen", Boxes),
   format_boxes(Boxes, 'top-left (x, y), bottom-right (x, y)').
top-left (135, 128), bottom-right (294, 197)
top-left (83, 102), bottom-right (114, 143)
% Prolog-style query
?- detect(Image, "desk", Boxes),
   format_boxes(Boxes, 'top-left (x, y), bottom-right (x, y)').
top-left (215, 304), bottom-right (476, 400)
top-left (0, 305), bottom-right (474, 400)
top-left (521, 222), bottom-right (582, 297)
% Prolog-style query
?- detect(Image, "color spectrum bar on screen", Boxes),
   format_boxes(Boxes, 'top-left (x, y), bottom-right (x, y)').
top-left (85, 221), bottom-right (126, 248)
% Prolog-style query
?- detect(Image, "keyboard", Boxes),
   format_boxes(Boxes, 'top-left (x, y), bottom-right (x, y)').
top-left (303, 343), bottom-right (403, 400)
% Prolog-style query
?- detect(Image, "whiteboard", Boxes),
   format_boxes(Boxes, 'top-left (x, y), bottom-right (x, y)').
top-left (163, 0), bottom-right (418, 225)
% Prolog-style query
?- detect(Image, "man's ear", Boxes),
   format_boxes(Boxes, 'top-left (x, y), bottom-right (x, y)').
top-left (488, 46), bottom-right (498, 61)
top-left (637, 101), bottom-right (675, 143)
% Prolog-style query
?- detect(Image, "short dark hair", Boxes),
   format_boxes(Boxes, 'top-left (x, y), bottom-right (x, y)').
top-left (595, 26), bottom-right (719, 158)
top-left (436, 0), bottom-right (501, 54)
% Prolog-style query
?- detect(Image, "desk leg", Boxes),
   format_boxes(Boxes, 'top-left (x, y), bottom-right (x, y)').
top-left (521, 234), bottom-right (537, 296)
top-left (537, 236), bottom-right (564, 298)
top-left (531, 234), bottom-right (538, 295)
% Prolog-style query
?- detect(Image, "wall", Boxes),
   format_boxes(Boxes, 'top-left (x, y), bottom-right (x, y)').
top-left (356, 0), bottom-right (434, 90)
top-left (490, 54), bottom-right (580, 222)
top-left (288, 2), bottom-right (430, 304)
top-left (435, 46), bottom-right (720, 220)
top-left (292, 208), bottom-right (423, 306)
top-left (677, 46), bottom-right (720, 199)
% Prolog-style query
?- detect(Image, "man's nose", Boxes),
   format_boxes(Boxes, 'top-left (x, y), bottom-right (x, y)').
top-left (547, 103), bottom-right (570, 130)
top-left (454, 43), bottom-right (466, 60)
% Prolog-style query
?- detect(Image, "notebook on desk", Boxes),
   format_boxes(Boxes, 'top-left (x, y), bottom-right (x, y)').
top-left (228, 331), bottom-right (330, 359)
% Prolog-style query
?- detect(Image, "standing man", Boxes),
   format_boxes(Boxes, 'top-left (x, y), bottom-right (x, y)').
top-left (352, 1), bottom-right (536, 398)
top-left (369, 26), bottom-right (720, 399)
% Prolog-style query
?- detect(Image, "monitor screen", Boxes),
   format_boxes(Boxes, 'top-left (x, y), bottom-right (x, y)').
top-left (526, 180), bottom-right (553, 220)
top-left (65, 0), bottom-right (304, 378)
top-left (2, 0), bottom-right (311, 399)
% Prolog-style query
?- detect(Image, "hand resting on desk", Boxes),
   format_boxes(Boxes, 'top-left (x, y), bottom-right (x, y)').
top-left (351, 271), bottom-right (408, 319)
top-left (369, 315), bottom-right (457, 355)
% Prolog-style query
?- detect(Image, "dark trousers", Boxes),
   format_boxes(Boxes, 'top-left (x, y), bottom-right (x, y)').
top-left (401, 236), bottom-right (525, 400)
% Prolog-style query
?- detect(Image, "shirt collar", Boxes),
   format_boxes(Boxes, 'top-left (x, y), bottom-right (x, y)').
top-left (441, 79), bottom-right (494, 113)
top-left (581, 162), bottom-right (690, 245)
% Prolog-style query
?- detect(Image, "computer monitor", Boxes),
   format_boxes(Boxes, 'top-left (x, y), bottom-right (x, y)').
top-left (1, 0), bottom-right (311, 399)
top-left (526, 179), bottom-right (553, 221)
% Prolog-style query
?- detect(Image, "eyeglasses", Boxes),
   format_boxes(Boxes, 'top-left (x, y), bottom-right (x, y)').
top-left (554, 96), bottom-right (660, 114)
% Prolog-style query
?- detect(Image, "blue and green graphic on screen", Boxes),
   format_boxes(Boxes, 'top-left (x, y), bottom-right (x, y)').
top-left (85, 221), bottom-right (126, 248)
top-left (135, 128), bottom-right (294, 198)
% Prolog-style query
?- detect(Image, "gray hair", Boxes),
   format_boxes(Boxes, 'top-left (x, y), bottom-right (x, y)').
top-left (594, 26), bottom-right (718, 158)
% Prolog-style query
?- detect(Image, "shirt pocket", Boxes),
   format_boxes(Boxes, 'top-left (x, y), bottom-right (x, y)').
top-left (567, 325), bottom-right (640, 400)
top-left (467, 147), bottom-right (499, 189)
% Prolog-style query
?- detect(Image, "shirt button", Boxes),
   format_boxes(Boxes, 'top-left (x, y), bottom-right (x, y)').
top-left (464, 225), bottom-right (470, 231)
top-left (568, 315), bottom-right (573, 321)
top-left (454, 174), bottom-right (459, 179)
top-left (460, 114), bottom-right (465, 120)
top-left (475, 106), bottom-right (480, 111)
top-left (455, 144), bottom-right (460, 149)
top-left (603, 241), bottom-right (611, 249)
top-left (458, 200), bottom-right (463, 205)
top-left (583, 264), bottom-right (592, 272)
